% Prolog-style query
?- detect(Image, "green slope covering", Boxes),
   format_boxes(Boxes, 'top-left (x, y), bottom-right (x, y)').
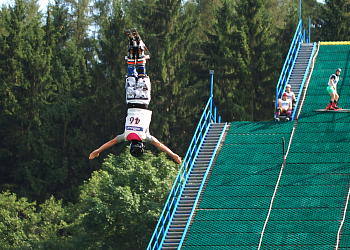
top-left (259, 44), bottom-right (350, 249)
top-left (183, 121), bottom-right (294, 249)
top-left (183, 44), bottom-right (350, 250)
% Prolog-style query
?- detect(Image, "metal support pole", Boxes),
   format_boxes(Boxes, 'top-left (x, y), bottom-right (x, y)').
top-left (299, 0), bottom-right (301, 21)
top-left (209, 70), bottom-right (214, 98)
top-left (209, 70), bottom-right (214, 119)
top-left (309, 17), bottom-right (311, 43)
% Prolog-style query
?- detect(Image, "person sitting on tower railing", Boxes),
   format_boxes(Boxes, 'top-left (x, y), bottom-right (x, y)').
top-left (276, 92), bottom-right (292, 121)
top-left (285, 84), bottom-right (297, 110)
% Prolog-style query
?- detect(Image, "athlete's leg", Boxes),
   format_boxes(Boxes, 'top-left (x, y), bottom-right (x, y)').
top-left (137, 58), bottom-right (147, 76)
top-left (285, 111), bottom-right (291, 121)
top-left (333, 92), bottom-right (341, 109)
top-left (327, 87), bottom-right (335, 110)
top-left (126, 36), bottom-right (138, 77)
top-left (136, 42), bottom-right (147, 76)
top-left (275, 107), bottom-right (281, 121)
top-left (127, 60), bottom-right (137, 77)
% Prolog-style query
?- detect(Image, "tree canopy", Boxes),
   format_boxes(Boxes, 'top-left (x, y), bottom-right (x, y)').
top-left (0, 0), bottom-right (344, 248)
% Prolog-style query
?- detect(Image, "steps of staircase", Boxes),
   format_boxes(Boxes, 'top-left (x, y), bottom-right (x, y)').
top-left (160, 123), bottom-right (227, 250)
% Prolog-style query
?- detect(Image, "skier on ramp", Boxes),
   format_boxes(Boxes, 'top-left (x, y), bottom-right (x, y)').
top-left (326, 68), bottom-right (341, 110)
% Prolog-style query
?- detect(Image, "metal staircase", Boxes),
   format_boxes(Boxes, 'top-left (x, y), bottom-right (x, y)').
top-left (162, 123), bottom-right (227, 250)
top-left (294, 43), bottom-right (319, 121)
top-left (288, 43), bottom-right (314, 116)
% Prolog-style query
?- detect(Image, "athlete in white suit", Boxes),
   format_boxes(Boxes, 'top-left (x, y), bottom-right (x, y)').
top-left (89, 31), bottom-right (181, 164)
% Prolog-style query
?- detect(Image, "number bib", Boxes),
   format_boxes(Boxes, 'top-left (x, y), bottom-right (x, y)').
top-left (124, 108), bottom-right (152, 141)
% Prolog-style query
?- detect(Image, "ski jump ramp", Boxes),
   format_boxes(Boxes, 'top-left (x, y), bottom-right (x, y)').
top-left (148, 42), bottom-right (350, 250)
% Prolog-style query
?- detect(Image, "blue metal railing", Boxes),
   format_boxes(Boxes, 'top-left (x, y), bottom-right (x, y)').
top-left (291, 42), bottom-right (316, 120)
top-left (177, 121), bottom-right (227, 249)
top-left (147, 96), bottom-right (222, 250)
top-left (275, 19), bottom-right (309, 109)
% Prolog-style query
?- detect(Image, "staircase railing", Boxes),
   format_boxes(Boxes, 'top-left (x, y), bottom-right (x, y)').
top-left (275, 19), bottom-right (309, 108)
top-left (177, 121), bottom-right (227, 249)
top-left (146, 96), bottom-right (221, 250)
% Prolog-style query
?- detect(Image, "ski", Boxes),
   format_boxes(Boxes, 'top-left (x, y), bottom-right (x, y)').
top-left (125, 29), bottom-right (135, 40)
top-left (131, 28), bottom-right (149, 55)
top-left (314, 109), bottom-right (350, 112)
top-left (125, 28), bottom-right (150, 59)
top-left (131, 29), bottom-right (146, 50)
top-left (125, 29), bottom-right (136, 60)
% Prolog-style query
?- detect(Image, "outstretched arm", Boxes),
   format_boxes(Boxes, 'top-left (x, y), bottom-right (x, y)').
top-left (151, 136), bottom-right (182, 164)
top-left (89, 136), bottom-right (119, 159)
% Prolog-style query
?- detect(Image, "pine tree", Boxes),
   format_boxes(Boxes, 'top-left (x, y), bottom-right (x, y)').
top-left (195, 0), bottom-right (221, 40)
top-left (65, 0), bottom-right (93, 48)
top-left (32, 1), bottom-right (94, 202)
top-left (0, 5), bottom-right (9, 37)
top-left (48, 0), bottom-right (73, 50)
top-left (204, 0), bottom-right (247, 121)
top-left (0, 0), bottom-right (96, 203)
top-left (205, 0), bottom-right (281, 121)
top-left (0, 0), bottom-right (52, 200)
top-left (316, 0), bottom-right (350, 41)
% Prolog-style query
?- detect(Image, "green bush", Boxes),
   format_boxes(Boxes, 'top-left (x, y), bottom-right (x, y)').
top-left (0, 192), bottom-right (71, 249)
top-left (0, 149), bottom-right (178, 249)
top-left (73, 149), bottom-right (179, 250)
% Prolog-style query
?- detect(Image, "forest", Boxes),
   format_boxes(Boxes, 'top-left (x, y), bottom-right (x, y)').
top-left (0, 0), bottom-right (349, 248)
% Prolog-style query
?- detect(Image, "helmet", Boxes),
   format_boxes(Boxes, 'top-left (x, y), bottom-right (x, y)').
top-left (130, 140), bottom-right (144, 157)
top-left (283, 92), bottom-right (288, 97)
top-left (286, 84), bottom-right (291, 88)
top-left (336, 68), bottom-right (341, 72)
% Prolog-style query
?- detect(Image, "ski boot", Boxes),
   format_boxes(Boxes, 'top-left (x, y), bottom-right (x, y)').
top-left (125, 30), bottom-right (138, 60)
top-left (333, 102), bottom-right (341, 110)
top-left (326, 102), bottom-right (335, 111)
top-left (130, 29), bottom-right (149, 76)
top-left (131, 28), bottom-right (150, 60)
top-left (125, 30), bottom-right (138, 77)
